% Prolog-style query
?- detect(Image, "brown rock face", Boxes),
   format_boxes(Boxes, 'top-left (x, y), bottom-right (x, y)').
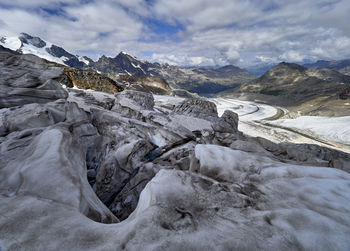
top-left (61, 68), bottom-right (124, 94)
top-left (339, 86), bottom-right (350, 100)
top-left (115, 74), bottom-right (172, 95)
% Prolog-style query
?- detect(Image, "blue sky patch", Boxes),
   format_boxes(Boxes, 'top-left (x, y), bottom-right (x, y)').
top-left (146, 18), bottom-right (185, 38)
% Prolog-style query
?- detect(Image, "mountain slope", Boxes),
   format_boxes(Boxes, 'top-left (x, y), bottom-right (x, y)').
top-left (91, 52), bottom-right (147, 76)
top-left (0, 33), bottom-right (91, 67)
top-left (237, 62), bottom-right (350, 98)
top-left (90, 53), bottom-right (254, 95)
top-left (146, 63), bottom-right (254, 95)
top-left (245, 62), bottom-right (278, 76)
top-left (1, 33), bottom-right (254, 95)
top-left (223, 62), bottom-right (350, 115)
top-left (304, 59), bottom-right (350, 76)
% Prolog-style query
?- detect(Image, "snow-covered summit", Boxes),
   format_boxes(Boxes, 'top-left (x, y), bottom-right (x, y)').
top-left (0, 33), bottom-right (91, 67)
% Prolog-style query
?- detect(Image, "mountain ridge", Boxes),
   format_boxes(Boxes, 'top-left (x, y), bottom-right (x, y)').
top-left (220, 61), bottom-right (350, 116)
top-left (236, 62), bottom-right (350, 99)
top-left (304, 59), bottom-right (350, 76)
top-left (0, 33), bottom-right (254, 95)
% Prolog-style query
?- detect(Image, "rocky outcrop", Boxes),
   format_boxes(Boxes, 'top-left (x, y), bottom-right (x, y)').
top-left (19, 32), bottom-right (46, 48)
top-left (60, 68), bottom-right (124, 94)
top-left (0, 47), bottom-right (68, 108)
top-left (339, 85), bottom-right (350, 100)
top-left (115, 74), bottom-right (172, 95)
top-left (115, 90), bottom-right (155, 110)
top-left (0, 50), bottom-right (118, 224)
top-left (172, 98), bottom-right (239, 133)
top-left (92, 52), bottom-right (147, 76)
top-left (173, 98), bottom-right (218, 119)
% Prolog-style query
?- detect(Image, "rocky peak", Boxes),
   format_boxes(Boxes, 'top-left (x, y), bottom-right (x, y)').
top-left (46, 45), bottom-right (86, 68)
top-left (265, 62), bottom-right (307, 77)
top-left (217, 65), bottom-right (248, 74)
top-left (114, 51), bottom-right (137, 62)
top-left (19, 32), bottom-right (46, 48)
top-left (95, 55), bottom-right (111, 65)
top-left (114, 52), bottom-right (147, 75)
top-left (81, 55), bottom-right (94, 65)
top-left (92, 52), bottom-right (147, 76)
top-left (46, 44), bottom-right (71, 58)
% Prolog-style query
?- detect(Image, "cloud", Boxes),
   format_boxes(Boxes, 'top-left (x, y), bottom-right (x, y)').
top-left (0, 1), bottom-right (146, 59)
top-left (0, 0), bottom-right (350, 66)
top-left (256, 56), bottom-right (278, 63)
top-left (279, 51), bottom-right (305, 62)
top-left (151, 53), bottom-right (215, 66)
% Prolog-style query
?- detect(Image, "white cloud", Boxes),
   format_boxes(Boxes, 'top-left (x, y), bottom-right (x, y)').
top-left (151, 53), bottom-right (215, 66)
top-left (0, 0), bottom-right (350, 66)
top-left (0, 0), bottom-right (81, 8)
top-left (0, 1), bottom-right (145, 58)
top-left (256, 56), bottom-right (278, 63)
top-left (279, 51), bottom-right (305, 62)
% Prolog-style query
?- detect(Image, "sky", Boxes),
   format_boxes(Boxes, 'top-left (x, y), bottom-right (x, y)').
top-left (0, 0), bottom-right (350, 67)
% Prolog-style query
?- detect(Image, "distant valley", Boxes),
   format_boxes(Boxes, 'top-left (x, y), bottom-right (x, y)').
top-left (222, 62), bottom-right (350, 116)
top-left (304, 59), bottom-right (350, 76)
top-left (2, 32), bottom-right (350, 117)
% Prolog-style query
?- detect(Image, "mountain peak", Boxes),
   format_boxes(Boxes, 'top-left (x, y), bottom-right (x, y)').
top-left (19, 32), bottom-right (46, 48)
top-left (272, 61), bottom-right (307, 72)
top-left (115, 51), bottom-right (136, 61)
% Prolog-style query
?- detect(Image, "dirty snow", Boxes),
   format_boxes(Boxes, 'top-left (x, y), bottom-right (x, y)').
top-left (269, 116), bottom-right (350, 145)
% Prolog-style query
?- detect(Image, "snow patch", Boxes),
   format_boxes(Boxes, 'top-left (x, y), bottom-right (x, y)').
top-left (78, 56), bottom-right (90, 65)
top-left (269, 116), bottom-right (350, 145)
top-left (0, 36), bottom-right (22, 51)
top-left (1, 35), bottom-right (69, 65)
top-left (149, 132), bottom-right (167, 147)
top-left (21, 41), bottom-right (67, 65)
top-left (131, 62), bottom-right (146, 74)
top-left (211, 97), bottom-right (277, 120)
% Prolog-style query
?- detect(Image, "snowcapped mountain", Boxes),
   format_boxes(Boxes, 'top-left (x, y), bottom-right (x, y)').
top-left (1, 33), bottom-right (254, 95)
top-left (91, 51), bottom-right (148, 76)
top-left (0, 33), bottom-right (91, 68)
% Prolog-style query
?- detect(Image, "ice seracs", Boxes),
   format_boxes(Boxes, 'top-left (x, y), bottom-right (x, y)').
top-left (1, 46), bottom-right (350, 250)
